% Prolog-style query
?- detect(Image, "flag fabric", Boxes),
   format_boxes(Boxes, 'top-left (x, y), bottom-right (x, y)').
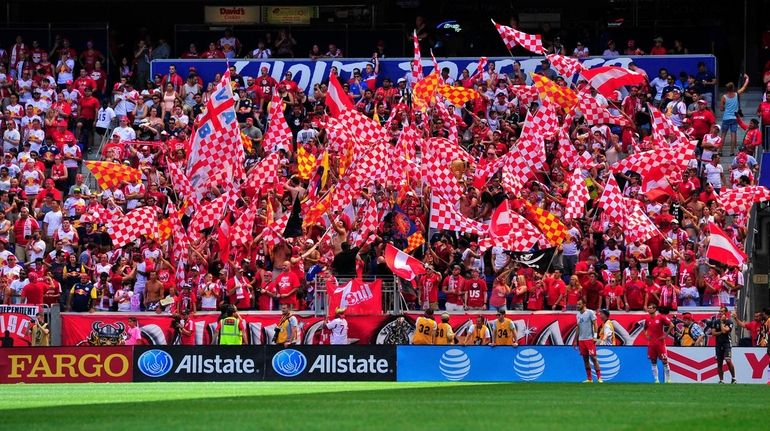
top-left (327, 278), bottom-right (383, 317)
top-left (579, 66), bottom-right (647, 99)
top-left (425, 136), bottom-right (473, 163)
top-left (411, 30), bottom-right (423, 81)
top-left (482, 200), bottom-right (542, 252)
top-left (169, 204), bottom-right (190, 287)
top-left (392, 205), bottom-right (425, 253)
top-left (492, 20), bottom-right (544, 54)
top-left (437, 84), bottom-right (479, 106)
top-left (84, 161), bottom-right (142, 190)
top-left (230, 199), bottom-right (258, 247)
top-left (429, 194), bottom-right (486, 235)
top-left (413, 71), bottom-right (441, 111)
top-left (188, 192), bottom-right (229, 237)
top-left (384, 243), bottom-right (426, 281)
top-left (243, 152), bottom-right (281, 193)
top-left (326, 72), bottom-right (354, 117)
top-left (319, 150), bottom-right (330, 188)
top-left (262, 93), bottom-right (293, 152)
top-left (510, 85), bottom-right (540, 107)
top-left (505, 111), bottom-right (546, 181)
top-left (186, 70), bottom-right (241, 198)
top-left (706, 222), bottom-right (747, 267)
top-left (522, 201), bottom-right (569, 245)
top-left (157, 217), bottom-right (173, 243)
top-left (597, 174), bottom-right (627, 224)
top-left (577, 92), bottom-right (631, 127)
top-left (433, 99), bottom-right (458, 142)
top-left (545, 54), bottom-right (584, 78)
top-left (611, 143), bottom-right (694, 179)
top-left (166, 162), bottom-right (195, 205)
top-left (649, 104), bottom-right (692, 147)
top-left (625, 202), bottom-right (659, 243)
top-left (336, 108), bottom-right (389, 145)
top-left (642, 165), bottom-right (676, 202)
top-left (107, 206), bottom-right (159, 248)
top-left (352, 200), bottom-right (379, 248)
top-left (564, 169), bottom-right (590, 220)
top-left (718, 186), bottom-right (770, 215)
top-left (529, 95), bottom-right (559, 138)
top-left (557, 127), bottom-right (582, 170)
top-left (296, 146), bottom-right (317, 180)
top-left (501, 164), bottom-right (524, 196)
top-left (475, 57), bottom-right (488, 79)
top-left (423, 150), bottom-right (463, 200)
top-left (507, 247), bottom-right (557, 273)
top-left (217, 218), bottom-right (231, 264)
top-left (531, 73), bottom-right (578, 111)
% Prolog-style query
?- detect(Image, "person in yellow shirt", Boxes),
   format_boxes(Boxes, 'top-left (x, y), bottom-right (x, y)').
top-left (464, 315), bottom-right (490, 345)
top-left (598, 309), bottom-right (616, 346)
top-left (412, 309), bottom-right (437, 345)
top-left (434, 312), bottom-right (455, 345)
top-left (491, 310), bottom-right (518, 346)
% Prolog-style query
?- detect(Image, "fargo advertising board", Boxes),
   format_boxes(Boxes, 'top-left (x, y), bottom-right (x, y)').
top-left (133, 346), bottom-right (265, 382)
top-left (0, 347), bottom-right (133, 383)
top-left (265, 346), bottom-right (397, 381)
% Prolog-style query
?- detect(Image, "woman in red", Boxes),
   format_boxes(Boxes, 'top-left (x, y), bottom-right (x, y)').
top-left (565, 275), bottom-right (584, 311)
top-left (489, 277), bottom-right (510, 311)
top-left (602, 273), bottom-right (626, 311)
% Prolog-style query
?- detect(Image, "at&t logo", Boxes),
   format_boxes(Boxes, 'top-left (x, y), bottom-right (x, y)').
top-left (137, 349), bottom-right (174, 378)
top-left (513, 349), bottom-right (545, 381)
top-left (439, 349), bottom-right (470, 381)
top-left (592, 349), bottom-right (621, 381)
top-left (272, 349), bottom-right (307, 377)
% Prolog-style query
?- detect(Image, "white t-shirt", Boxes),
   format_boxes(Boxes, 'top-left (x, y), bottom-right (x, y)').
top-left (56, 59), bottom-right (75, 84)
top-left (325, 317), bottom-right (349, 345)
top-left (111, 126), bottom-right (136, 142)
top-left (703, 163), bottom-right (723, 188)
top-left (96, 107), bottom-right (116, 129)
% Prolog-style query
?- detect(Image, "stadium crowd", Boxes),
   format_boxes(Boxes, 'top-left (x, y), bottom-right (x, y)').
top-left (0, 24), bottom-right (765, 341)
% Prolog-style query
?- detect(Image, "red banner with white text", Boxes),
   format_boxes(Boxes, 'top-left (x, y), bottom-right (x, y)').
top-left (60, 311), bottom-right (725, 347)
top-left (0, 305), bottom-right (41, 347)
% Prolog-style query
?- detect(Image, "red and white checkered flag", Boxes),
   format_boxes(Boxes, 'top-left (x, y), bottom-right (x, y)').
top-left (475, 57), bottom-right (488, 79)
top-left (244, 152), bottom-right (281, 193)
top-left (625, 200), bottom-right (658, 243)
top-left (429, 194), bottom-right (486, 235)
top-left (412, 30), bottom-right (423, 81)
top-left (510, 85), bottom-right (540, 107)
top-left (167, 162), bottom-right (196, 206)
top-left (230, 199), bottom-right (258, 247)
top-left (187, 192), bottom-right (230, 239)
top-left (557, 126), bottom-right (582, 170)
top-left (611, 143), bottom-right (694, 179)
top-left (168, 203), bottom-right (190, 287)
top-left (530, 95), bottom-right (559, 139)
top-left (577, 92), bottom-right (631, 127)
top-left (718, 186), bottom-right (770, 215)
top-left (107, 206), bottom-right (159, 248)
top-left (481, 200), bottom-right (543, 252)
top-left (423, 150), bottom-right (463, 200)
top-left (501, 163), bottom-right (524, 196)
top-left (352, 200), bottom-right (379, 248)
top-left (565, 169), bottom-right (590, 220)
top-left (337, 108), bottom-right (389, 145)
top-left (263, 93), bottom-right (293, 152)
top-left (433, 99), bottom-right (458, 142)
top-left (425, 136), bottom-right (472, 163)
top-left (649, 103), bottom-right (689, 146)
top-left (546, 54), bottom-right (584, 77)
top-left (507, 110), bottom-right (546, 182)
top-left (597, 173), bottom-right (627, 224)
top-left (492, 20), bottom-right (545, 54)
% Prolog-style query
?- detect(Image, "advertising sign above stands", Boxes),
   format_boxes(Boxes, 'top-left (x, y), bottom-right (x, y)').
top-left (203, 6), bottom-right (261, 25)
top-left (152, 55), bottom-right (717, 96)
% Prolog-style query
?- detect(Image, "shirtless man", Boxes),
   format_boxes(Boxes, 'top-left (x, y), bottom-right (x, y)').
top-left (459, 187), bottom-right (478, 218)
top-left (143, 270), bottom-right (164, 312)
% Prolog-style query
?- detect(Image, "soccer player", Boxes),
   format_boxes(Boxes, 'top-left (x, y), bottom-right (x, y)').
top-left (644, 303), bottom-right (672, 383)
top-left (713, 307), bottom-right (737, 383)
top-left (464, 315), bottom-right (490, 345)
top-left (434, 312), bottom-right (455, 345)
top-left (490, 309), bottom-right (518, 346)
top-left (576, 299), bottom-right (602, 383)
top-left (412, 309), bottom-right (437, 345)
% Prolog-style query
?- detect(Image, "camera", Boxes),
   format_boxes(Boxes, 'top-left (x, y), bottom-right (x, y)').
top-left (272, 327), bottom-right (281, 343)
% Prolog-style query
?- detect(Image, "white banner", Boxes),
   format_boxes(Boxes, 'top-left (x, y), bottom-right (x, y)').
top-left (668, 347), bottom-right (769, 384)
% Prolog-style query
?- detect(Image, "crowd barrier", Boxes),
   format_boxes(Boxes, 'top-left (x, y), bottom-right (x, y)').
top-left (1, 345), bottom-right (766, 384)
top-left (151, 55), bottom-right (717, 96)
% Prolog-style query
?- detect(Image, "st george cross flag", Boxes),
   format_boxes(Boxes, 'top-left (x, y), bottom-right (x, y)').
top-left (545, 54), bottom-right (583, 78)
top-left (579, 66), bottom-right (647, 99)
top-left (327, 278), bottom-right (383, 317)
top-left (326, 71), bottom-right (354, 117)
top-left (564, 169), bottom-right (590, 220)
top-left (107, 206), bottom-right (159, 248)
top-left (492, 20), bottom-right (545, 54)
top-left (186, 71), bottom-right (241, 199)
top-left (597, 173), bottom-right (626, 224)
top-left (706, 222), bottom-right (747, 267)
top-left (384, 243), bottom-right (426, 281)
top-left (84, 161), bottom-right (142, 190)
top-left (718, 186), bottom-right (770, 215)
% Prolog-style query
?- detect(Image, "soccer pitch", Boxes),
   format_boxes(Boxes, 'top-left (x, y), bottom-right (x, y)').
top-left (2, 382), bottom-right (768, 430)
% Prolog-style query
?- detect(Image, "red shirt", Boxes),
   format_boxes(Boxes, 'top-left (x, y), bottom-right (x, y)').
top-left (624, 280), bottom-right (645, 310)
top-left (465, 277), bottom-right (487, 308)
top-left (22, 281), bottom-right (46, 304)
top-left (602, 284), bottom-right (625, 309)
top-left (544, 276), bottom-right (567, 307)
top-left (180, 318), bottom-right (196, 345)
top-left (690, 109), bottom-right (715, 139)
top-left (13, 216), bottom-right (39, 246)
top-left (645, 282), bottom-right (662, 306)
top-left (442, 274), bottom-right (466, 305)
top-left (227, 276), bottom-right (252, 310)
top-left (258, 278), bottom-right (276, 311)
top-left (584, 280), bottom-right (604, 310)
top-left (275, 272), bottom-right (300, 309)
top-left (758, 101), bottom-right (770, 125)
top-left (79, 95), bottom-right (99, 120)
top-left (644, 313), bottom-right (672, 341)
top-left (419, 272), bottom-right (440, 304)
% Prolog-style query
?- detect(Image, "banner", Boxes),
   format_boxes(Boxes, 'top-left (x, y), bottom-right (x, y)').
top-left (667, 347), bottom-right (769, 384)
top-left (133, 345), bottom-right (265, 382)
top-left (204, 6), bottom-right (260, 25)
top-left (327, 279), bottom-right (383, 317)
top-left (0, 304), bottom-right (40, 347)
top-left (152, 55), bottom-right (717, 97)
top-left (265, 345), bottom-right (396, 381)
top-left (0, 347), bottom-right (133, 383)
top-left (397, 346), bottom-right (650, 383)
top-left (61, 311), bottom-right (721, 347)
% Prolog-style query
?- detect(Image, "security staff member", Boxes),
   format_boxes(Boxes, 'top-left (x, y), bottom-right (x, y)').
top-left (490, 310), bottom-right (518, 346)
top-left (434, 312), bottom-right (455, 345)
top-left (217, 305), bottom-right (247, 345)
top-left (412, 309), bottom-right (437, 345)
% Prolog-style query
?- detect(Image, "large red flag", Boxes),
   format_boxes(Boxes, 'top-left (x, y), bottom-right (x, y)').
top-left (326, 279), bottom-right (383, 317)
top-left (384, 243), bottom-right (426, 281)
top-left (706, 222), bottom-right (747, 267)
top-left (326, 72), bottom-right (354, 117)
top-left (579, 66), bottom-right (647, 98)
top-left (217, 218), bottom-right (231, 264)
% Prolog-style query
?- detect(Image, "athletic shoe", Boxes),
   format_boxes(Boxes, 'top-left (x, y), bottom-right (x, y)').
top-left (597, 379), bottom-right (604, 383)
top-left (582, 379), bottom-right (593, 383)
top-left (718, 380), bottom-right (724, 384)
top-left (731, 379), bottom-right (737, 384)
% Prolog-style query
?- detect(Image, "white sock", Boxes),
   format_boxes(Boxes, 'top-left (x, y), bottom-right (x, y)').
top-left (652, 364), bottom-right (659, 382)
top-left (664, 364), bottom-right (670, 383)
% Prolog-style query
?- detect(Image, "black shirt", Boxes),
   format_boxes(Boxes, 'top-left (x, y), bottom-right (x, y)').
top-left (715, 319), bottom-right (734, 345)
top-left (332, 247), bottom-right (360, 277)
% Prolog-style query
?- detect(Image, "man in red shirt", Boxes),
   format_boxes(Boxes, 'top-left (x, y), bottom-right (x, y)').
top-left (643, 274), bottom-right (662, 309)
top-left (74, 69), bottom-right (97, 95)
top-left (419, 266), bottom-right (441, 311)
top-left (178, 309), bottom-right (196, 346)
top-left (644, 303), bottom-right (672, 383)
top-left (274, 261), bottom-right (300, 311)
top-left (442, 265), bottom-right (466, 311)
top-left (756, 93), bottom-right (770, 127)
top-left (13, 206), bottom-right (40, 262)
top-left (254, 67), bottom-right (277, 111)
top-left (161, 65), bottom-right (184, 92)
top-left (78, 40), bottom-right (105, 73)
top-left (574, 255), bottom-right (596, 289)
top-left (464, 268), bottom-right (488, 310)
top-left (545, 268), bottom-right (567, 310)
top-left (77, 87), bottom-right (99, 149)
top-left (21, 272), bottom-right (46, 304)
top-left (624, 269), bottom-right (645, 311)
top-left (583, 272), bottom-right (604, 310)
top-left (689, 99), bottom-right (715, 140)
top-left (734, 309), bottom-right (768, 346)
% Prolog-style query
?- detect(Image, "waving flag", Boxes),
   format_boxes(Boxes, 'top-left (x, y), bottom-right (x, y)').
top-left (168, 203), bottom-right (190, 286)
top-left (393, 205), bottom-right (425, 253)
top-left (597, 174), bottom-right (627, 224)
top-left (531, 73), bottom-right (578, 111)
top-left (564, 169), bottom-right (590, 220)
top-left (492, 20), bottom-right (544, 54)
top-left (429, 194), bottom-right (486, 235)
top-left (327, 278), bottom-right (383, 317)
top-left (84, 161), bottom-right (142, 190)
top-left (718, 186), bottom-right (770, 215)
top-left (580, 66), bottom-right (647, 98)
top-left (296, 146), bottom-right (317, 180)
top-left (706, 222), bottom-right (747, 267)
top-left (186, 70), bottom-right (240, 198)
top-left (425, 136), bottom-right (473, 163)
top-left (107, 206), bottom-right (159, 248)
top-left (230, 199), bottom-right (258, 247)
top-left (384, 243), bottom-right (426, 281)
top-left (625, 202), bottom-right (659, 243)
top-left (433, 99), bottom-right (459, 142)
top-left (166, 162), bottom-right (195, 205)
top-left (327, 72), bottom-right (354, 117)
top-left (243, 152), bottom-right (281, 194)
top-left (483, 200), bottom-right (542, 252)
top-left (546, 54), bottom-right (583, 78)
top-left (475, 57), bottom-right (488, 79)
top-left (337, 108), bottom-right (389, 145)
top-left (352, 200), bottom-right (379, 248)
top-left (528, 95), bottom-right (559, 138)
top-left (437, 85), bottom-right (479, 106)
top-left (411, 30), bottom-right (423, 81)
top-left (523, 201), bottom-right (568, 246)
top-left (187, 192), bottom-right (229, 238)
top-left (423, 149), bottom-right (463, 200)
top-left (413, 71), bottom-right (441, 111)
top-left (510, 85), bottom-right (540, 107)
top-left (577, 92), bottom-right (631, 127)
top-left (263, 94), bottom-right (293, 152)
top-left (642, 165), bottom-right (676, 202)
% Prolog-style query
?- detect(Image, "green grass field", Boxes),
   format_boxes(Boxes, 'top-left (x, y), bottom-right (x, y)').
top-left (2, 382), bottom-right (768, 430)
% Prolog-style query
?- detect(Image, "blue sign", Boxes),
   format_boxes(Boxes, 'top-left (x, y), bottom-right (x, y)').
top-left (759, 151), bottom-right (770, 188)
top-left (271, 349), bottom-right (308, 378)
top-left (136, 349), bottom-right (174, 378)
top-left (152, 55), bottom-right (716, 96)
top-left (397, 346), bottom-right (652, 383)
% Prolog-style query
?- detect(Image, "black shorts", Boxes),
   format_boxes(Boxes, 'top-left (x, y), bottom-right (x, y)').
top-left (715, 343), bottom-right (732, 361)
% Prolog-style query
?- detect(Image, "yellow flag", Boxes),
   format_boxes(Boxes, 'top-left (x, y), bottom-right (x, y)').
top-left (531, 73), bottom-right (578, 112)
top-left (297, 146), bottom-right (316, 180)
top-left (320, 150), bottom-right (330, 188)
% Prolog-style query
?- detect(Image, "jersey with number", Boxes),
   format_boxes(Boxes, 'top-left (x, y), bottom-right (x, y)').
top-left (434, 322), bottom-right (455, 345)
top-left (465, 277), bottom-right (487, 308)
top-left (412, 316), bottom-right (436, 345)
top-left (491, 318), bottom-right (516, 345)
